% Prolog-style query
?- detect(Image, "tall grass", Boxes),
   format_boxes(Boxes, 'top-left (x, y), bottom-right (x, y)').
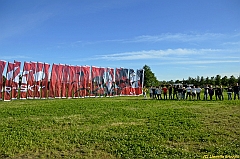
top-left (0, 97), bottom-right (239, 158)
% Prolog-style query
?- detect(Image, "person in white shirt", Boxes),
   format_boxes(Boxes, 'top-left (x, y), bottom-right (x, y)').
top-left (196, 86), bottom-right (202, 100)
top-left (186, 86), bottom-right (192, 100)
top-left (191, 86), bottom-right (197, 100)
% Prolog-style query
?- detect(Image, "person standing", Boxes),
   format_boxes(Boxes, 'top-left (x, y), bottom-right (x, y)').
top-left (204, 85), bottom-right (209, 100)
top-left (215, 86), bottom-right (219, 100)
top-left (182, 87), bottom-right (186, 100)
top-left (162, 85), bottom-right (168, 100)
top-left (149, 86), bottom-right (153, 99)
top-left (168, 85), bottom-right (173, 100)
top-left (186, 85), bottom-right (192, 100)
top-left (173, 85), bottom-right (178, 99)
top-left (209, 86), bottom-right (214, 100)
top-left (177, 85), bottom-right (183, 100)
top-left (233, 83), bottom-right (239, 100)
top-left (218, 85), bottom-right (224, 100)
top-left (227, 85), bottom-right (233, 100)
top-left (191, 86), bottom-right (197, 100)
top-left (156, 86), bottom-right (162, 100)
top-left (196, 86), bottom-right (202, 100)
top-left (143, 86), bottom-right (148, 99)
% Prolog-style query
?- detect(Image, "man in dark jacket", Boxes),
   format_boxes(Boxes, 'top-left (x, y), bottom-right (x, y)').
top-left (233, 83), bottom-right (239, 100)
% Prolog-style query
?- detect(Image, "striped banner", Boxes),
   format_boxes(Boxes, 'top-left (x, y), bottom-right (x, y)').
top-left (41, 63), bottom-right (50, 99)
top-left (4, 62), bottom-right (14, 101)
top-left (0, 60), bottom-right (6, 100)
top-left (49, 63), bottom-right (58, 98)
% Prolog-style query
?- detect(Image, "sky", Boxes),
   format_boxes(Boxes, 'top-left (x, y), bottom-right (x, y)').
top-left (0, 0), bottom-right (240, 81)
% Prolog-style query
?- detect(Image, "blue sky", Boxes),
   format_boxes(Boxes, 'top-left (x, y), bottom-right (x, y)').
top-left (1, 0), bottom-right (240, 81)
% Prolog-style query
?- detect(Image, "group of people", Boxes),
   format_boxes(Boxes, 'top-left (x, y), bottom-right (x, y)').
top-left (143, 83), bottom-right (240, 101)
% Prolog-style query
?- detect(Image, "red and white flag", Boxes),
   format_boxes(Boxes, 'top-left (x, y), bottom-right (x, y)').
top-left (73, 66), bottom-right (81, 98)
top-left (91, 66), bottom-right (100, 97)
top-left (105, 67), bottom-right (114, 96)
top-left (115, 68), bottom-right (121, 96)
top-left (80, 66), bottom-right (90, 97)
top-left (99, 67), bottom-right (105, 97)
top-left (61, 65), bottom-right (69, 98)
top-left (55, 64), bottom-right (64, 98)
top-left (34, 62), bottom-right (43, 99)
top-left (49, 63), bottom-right (58, 98)
top-left (20, 62), bottom-right (31, 99)
top-left (67, 65), bottom-right (75, 98)
top-left (11, 61), bottom-right (21, 99)
top-left (41, 63), bottom-right (50, 99)
top-left (4, 62), bottom-right (14, 101)
top-left (0, 60), bottom-right (7, 100)
top-left (27, 62), bottom-right (36, 99)
top-left (136, 69), bottom-right (144, 95)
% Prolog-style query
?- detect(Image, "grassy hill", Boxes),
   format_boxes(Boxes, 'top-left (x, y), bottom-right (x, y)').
top-left (0, 97), bottom-right (239, 158)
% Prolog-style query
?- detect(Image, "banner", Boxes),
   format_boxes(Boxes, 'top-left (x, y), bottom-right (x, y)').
top-left (20, 62), bottom-right (31, 99)
top-left (91, 66), bottom-right (100, 97)
top-left (49, 63), bottom-right (58, 98)
top-left (67, 65), bottom-right (75, 98)
top-left (129, 69), bottom-right (136, 95)
top-left (115, 68), bottom-right (129, 95)
top-left (99, 67), bottom-right (105, 97)
top-left (41, 63), bottom-right (50, 99)
top-left (73, 66), bottom-right (81, 98)
top-left (115, 68), bottom-right (121, 96)
top-left (80, 66), bottom-right (90, 97)
top-left (11, 61), bottom-right (21, 99)
top-left (55, 64), bottom-right (64, 98)
top-left (4, 62), bottom-right (14, 101)
top-left (34, 62), bottom-right (43, 99)
top-left (136, 69), bottom-right (144, 95)
top-left (61, 65), bottom-right (69, 98)
top-left (0, 60), bottom-right (6, 100)
top-left (105, 67), bottom-right (114, 96)
top-left (27, 62), bottom-right (36, 99)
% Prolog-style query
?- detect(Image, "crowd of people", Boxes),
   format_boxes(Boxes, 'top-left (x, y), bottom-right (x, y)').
top-left (143, 83), bottom-right (240, 101)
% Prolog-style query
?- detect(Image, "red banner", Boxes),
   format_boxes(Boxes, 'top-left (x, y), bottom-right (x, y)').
top-left (115, 68), bottom-right (129, 95)
top-left (61, 65), bottom-right (69, 98)
top-left (99, 67), bottom-right (105, 97)
top-left (27, 62), bottom-right (36, 99)
top-left (49, 64), bottom-right (58, 98)
top-left (11, 61), bottom-right (21, 99)
top-left (55, 64), bottom-right (63, 98)
top-left (80, 66), bottom-right (90, 97)
top-left (73, 66), bottom-right (81, 98)
top-left (67, 66), bottom-right (75, 98)
top-left (41, 63), bottom-right (50, 99)
top-left (0, 60), bottom-right (7, 100)
top-left (33, 62), bottom-right (43, 99)
top-left (91, 66), bottom-right (101, 97)
top-left (20, 62), bottom-right (30, 99)
top-left (4, 62), bottom-right (14, 101)
top-left (105, 67), bottom-right (114, 96)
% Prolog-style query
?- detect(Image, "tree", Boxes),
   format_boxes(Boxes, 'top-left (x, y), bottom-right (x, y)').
top-left (143, 65), bottom-right (159, 87)
top-left (229, 75), bottom-right (237, 85)
top-left (221, 76), bottom-right (228, 86)
top-left (215, 75), bottom-right (221, 86)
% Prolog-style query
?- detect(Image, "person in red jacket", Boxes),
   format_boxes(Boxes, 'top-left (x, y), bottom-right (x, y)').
top-left (162, 86), bottom-right (168, 100)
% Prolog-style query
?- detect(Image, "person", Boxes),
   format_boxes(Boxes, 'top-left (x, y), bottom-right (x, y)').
top-left (149, 86), bottom-right (153, 99)
top-left (173, 85), bottom-right (178, 99)
top-left (156, 86), bottom-right (162, 100)
top-left (209, 86), bottom-right (214, 100)
top-left (186, 85), bottom-right (192, 100)
top-left (168, 85), bottom-right (173, 100)
top-left (152, 86), bottom-right (156, 99)
top-left (177, 85), bottom-right (183, 100)
top-left (227, 85), bottom-right (233, 100)
top-left (143, 86), bottom-right (148, 99)
top-left (215, 86), bottom-right (219, 100)
top-left (191, 86), bottom-right (197, 100)
top-left (162, 85), bottom-right (168, 100)
top-left (233, 83), bottom-right (239, 100)
top-left (218, 85), bottom-right (224, 100)
top-left (204, 85), bottom-right (209, 100)
top-left (196, 86), bottom-right (202, 100)
top-left (182, 87), bottom-right (186, 100)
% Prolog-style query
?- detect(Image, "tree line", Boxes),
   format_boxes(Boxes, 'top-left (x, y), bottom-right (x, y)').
top-left (143, 65), bottom-right (240, 87)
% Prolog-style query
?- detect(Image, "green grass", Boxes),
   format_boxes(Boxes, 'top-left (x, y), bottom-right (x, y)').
top-left (0, 97), bottom-right (240, 158)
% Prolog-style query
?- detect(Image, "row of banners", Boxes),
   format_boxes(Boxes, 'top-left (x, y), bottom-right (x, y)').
top-left (0, 60), bottom-right (144, 101)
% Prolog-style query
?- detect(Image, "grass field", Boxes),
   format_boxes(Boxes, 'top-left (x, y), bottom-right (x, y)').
top-left (0, 96), bottom-right (240, 158)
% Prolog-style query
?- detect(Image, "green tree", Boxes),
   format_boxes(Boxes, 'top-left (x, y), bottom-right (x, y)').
top-left (215, 75), bottom-right (221, 86)
top-left (221, 76), bottom-right (228, 86)
top-left (143, 65), bottom-right (159, 87)
top-left (229, 75), bottom-right (237, 85)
